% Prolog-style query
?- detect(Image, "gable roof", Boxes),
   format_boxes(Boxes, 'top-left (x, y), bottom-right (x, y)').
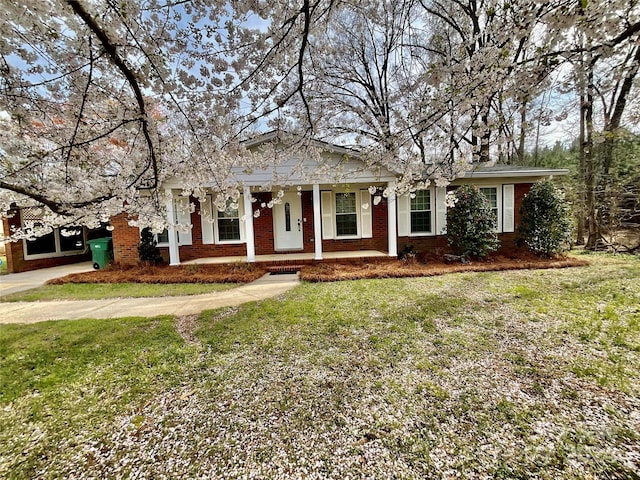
top-left (243, 132), bottom-right (570, 179)
top-left (241, 130), bottom-right (359, 156)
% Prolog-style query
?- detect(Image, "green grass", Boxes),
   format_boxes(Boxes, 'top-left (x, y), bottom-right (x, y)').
top-left (0, 254), bottom-right (6, 275)
top-left (494, 252), bottom-right (640, 392)
top-left (1, 253), bottom-right (639, 479)
top-left (1, 281), bottom-right (238, 301)
top-left (0, 316), bottom-right (196, 478)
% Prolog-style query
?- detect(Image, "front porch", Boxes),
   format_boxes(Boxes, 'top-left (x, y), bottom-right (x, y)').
top-left (162, 183), bottom-right (399, 266)
top-left (183, 249), bottom-right (388, 266)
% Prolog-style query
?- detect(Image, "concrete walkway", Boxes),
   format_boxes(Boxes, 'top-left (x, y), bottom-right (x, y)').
top-left (0, 262), bottom-right (94, 296)
top-left (0, 273), bottom-right (300, 324)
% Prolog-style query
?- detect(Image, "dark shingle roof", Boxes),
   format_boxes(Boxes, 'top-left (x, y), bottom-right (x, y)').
top-left (460, 163), bottom-right (569, 178)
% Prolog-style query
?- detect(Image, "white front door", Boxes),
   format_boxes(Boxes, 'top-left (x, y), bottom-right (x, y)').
top-left (273, 192), bottom-right (304, 250)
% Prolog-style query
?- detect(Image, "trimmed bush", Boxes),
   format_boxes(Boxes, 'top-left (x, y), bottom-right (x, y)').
top-left (138, 227), bottom-right (163, 264)
top-left (517, 180), bottom-right (573, 257)
top-left (446, 184), bottom-right (499, 259)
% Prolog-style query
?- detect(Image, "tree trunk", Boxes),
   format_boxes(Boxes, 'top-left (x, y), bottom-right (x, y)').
top-left (518, 101), bottom-right (526, 164)
top-left (597, 45), bottom-right (640, 242)
top-left (576, 87), bottom-right (586, 245)
top-left (585, 57), bottom-right (599, 250)
top-left (479, 111), bottom-right (491, 162)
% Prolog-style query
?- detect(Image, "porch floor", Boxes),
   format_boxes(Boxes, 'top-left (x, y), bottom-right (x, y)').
top-left (183, 250), bottom-right (388, 265)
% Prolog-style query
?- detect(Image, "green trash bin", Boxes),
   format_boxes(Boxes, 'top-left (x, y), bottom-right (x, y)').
top-left (87, 237), bottom-right (113, 270)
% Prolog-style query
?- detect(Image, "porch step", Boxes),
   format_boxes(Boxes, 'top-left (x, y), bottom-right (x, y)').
top-left (266, 264), bottom-right (304, 274)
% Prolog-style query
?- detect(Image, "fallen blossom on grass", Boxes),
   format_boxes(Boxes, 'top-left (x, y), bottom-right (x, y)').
top-left (2, 253), bottom-right (639, 479)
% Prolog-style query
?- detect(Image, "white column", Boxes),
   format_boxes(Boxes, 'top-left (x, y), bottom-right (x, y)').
top-left (165, 188), bottom-right (180, 266)
top-left (243, 186), bottom-right (256, 262)
top-left (313, 183), bottom-right (323, 260)
top-left (387, 184), bottom-right (398, 257)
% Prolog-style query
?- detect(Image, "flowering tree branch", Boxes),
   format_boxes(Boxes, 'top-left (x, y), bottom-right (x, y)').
top-left (67, 0), bottom-right (159, 189)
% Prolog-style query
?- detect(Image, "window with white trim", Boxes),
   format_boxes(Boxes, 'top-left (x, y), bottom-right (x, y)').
top-left (200, 194), bottom-right (244, 244)
top-left (156, 229), bottom-right (169, 244)
top-left (410, 190), bottom-right (432, 234)
top-left (335, 192), bottom-right (358, 236)
top-left (217, 201), bottom-right (241, 242)
top-left (398, 187), bottom-right (441, 237)
top-left (480, 187), bottom-right (498, 229)
top-left (321, 189), bottom-right (372, 240)
top-left (21, 207), bottom-right (85, 259)
top-left (155, 197), bottom-right (193, 246)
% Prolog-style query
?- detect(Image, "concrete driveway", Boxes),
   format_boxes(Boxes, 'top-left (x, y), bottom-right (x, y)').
top-left (0, 262), bottom-right (94, 297)
top-left (0, 272), bottom-right (300, 324)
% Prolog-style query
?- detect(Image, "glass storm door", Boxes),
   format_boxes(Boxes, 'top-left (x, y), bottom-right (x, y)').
top-left (273, 191), bottom-right (304, 250)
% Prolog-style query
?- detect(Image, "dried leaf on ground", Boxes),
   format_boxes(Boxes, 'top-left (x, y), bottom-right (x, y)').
top-left (300, 253), bottom-right (589, 282)
top-left (47, 263), bottom-right (267, 285)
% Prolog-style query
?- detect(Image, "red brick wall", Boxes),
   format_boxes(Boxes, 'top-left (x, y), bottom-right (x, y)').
top-left (253, 192), bottom-right (276, 255)
top-left (398, 235), bottom-right (450, 256)
top-left (398, 183), bottom-right (533, 256)
top-left (513, 183), bottom-right (530, 228)
top-left (321, 193), bottom-right (389, 253)
top-left (110, 183), bottom-right (533, 264)
top-left (300, 191), bottom-right (318, 253)
top-left (3, 208), bottom-right (90, 273)
top-left (111, 202), bottom-right (250, 265)
top-left (252, 191), bottom-right (321, 255)
top-left (497, 183), bottom-right (531, 254)
top-left (398, 233), bottom-right (524, 257)
top-left (111, 189), bottom-right (434, 261)
top-left (111, 213), bottom-right (141, 265)
top-left (175, 197), bottom-right (246, 261)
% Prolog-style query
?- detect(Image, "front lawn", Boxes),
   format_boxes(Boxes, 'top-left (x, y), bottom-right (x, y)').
top-left (2, 282), bottom-right (238, 302)
top-left (1, 253), bottom-right (638, 479)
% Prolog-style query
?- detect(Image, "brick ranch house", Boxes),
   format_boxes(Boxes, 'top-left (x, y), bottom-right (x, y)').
top-left (2, 133), bottom-right (567, 272)
top-left (111, 134), bottom-right (568, 267)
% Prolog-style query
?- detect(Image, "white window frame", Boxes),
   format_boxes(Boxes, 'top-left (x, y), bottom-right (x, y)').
top-left (479, 186), bottom-right (502, 233)
top-left (321, 188), bottom-right (373, 240)
top-left (334, 191), bottom-right (360, 239)
top-left (398, 187), bottom-right (438, 237)
top-left (215, 197), bottom-right (243, 244)
top-left (409, 188), bottom-right (435, 236)
top-left (155, 229), bottom-right (170, 247)
top-left (201, 194), bottom-right (245, 245)
top-left (22, 225), bottom-right (87, 260)
top-left (154, 197), bottom-right (193, 247)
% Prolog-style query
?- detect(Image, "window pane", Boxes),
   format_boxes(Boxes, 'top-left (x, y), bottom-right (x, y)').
top-left (25, 230), bottom-right (56, 255)
top-left (59, 228), bottom-right (85, 252)
top-left (410, 190), bottom-right (431, 233)
top-left (157, 229), bottom-right (169, 244)
top-left (336, 213), bottom-right (358, 236)
top-left (336, 193), bottom-right (356, 214)
top-left (480, 188), bottom-right (497, 209)
top-left (218, 218), bottom-right (240, 241)
top-left (411, 190), bottom-right (431, 211)
top-left (480, 187), bottom-right (498, 228)
top-left (411, 212), bottom-right (431, 233)
top-left (218, 205), bottom-right (239, 219)
top-left (285, 202), bottom-right (291, 232)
